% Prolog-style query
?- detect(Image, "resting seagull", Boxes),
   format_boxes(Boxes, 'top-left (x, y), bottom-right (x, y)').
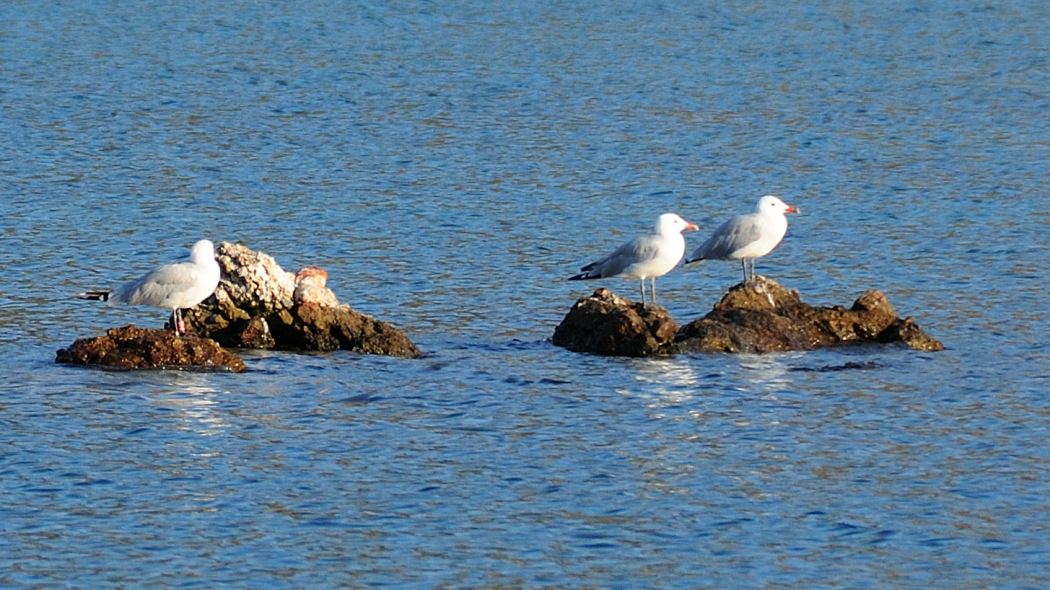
top-left (685, 195), bottom-right (797, 282)
top-left (78, 240), bottom-right (221, 335)
top-left (569, 213), bottom-right (698, 305)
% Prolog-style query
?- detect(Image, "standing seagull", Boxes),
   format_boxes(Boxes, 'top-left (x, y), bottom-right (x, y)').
top-left (78, 240), bottom-right (221, 335)
top-left (569, 213), bottom-right (698, 305)
top-left (684, 195), bottom-right (798, 282)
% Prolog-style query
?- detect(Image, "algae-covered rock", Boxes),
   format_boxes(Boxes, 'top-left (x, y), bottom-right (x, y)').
top-left (56, 325), bottom-right (246, 372)
top-left (553, 278), bottom-right (943, 357)
top-left (676, 278), bottom-right (943, 353)
top-left (552, 288), bottom-right (678, 357)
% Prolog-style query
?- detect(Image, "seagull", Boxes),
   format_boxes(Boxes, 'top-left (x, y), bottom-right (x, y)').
top-left (684, 195), bottom-right (798, 282)
top-left (77, 240), bottom-right (221, 335)
top-left (569, 213), bottom-right (698, 305)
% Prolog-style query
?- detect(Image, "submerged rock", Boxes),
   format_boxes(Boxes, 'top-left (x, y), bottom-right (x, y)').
top-left (551, 288), bottom-right (678, 357)
top-left (56, 325), bottom-right (246, 372)
top-left (181, 242), bottom-right (420, 358)
top-left (789, 361), bottom-right (884, 372)
top-left (553, 277), bottom-right (943, 356)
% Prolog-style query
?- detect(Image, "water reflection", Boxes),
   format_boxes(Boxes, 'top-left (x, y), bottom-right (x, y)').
top-left (737, 353), bottom-right (806, 398)
top-left (621, 352), bottom-right (807, 409)
top-left (619, 357), bottom-right (703, 411)
top-left (152, 375), bottom-right (229, 436)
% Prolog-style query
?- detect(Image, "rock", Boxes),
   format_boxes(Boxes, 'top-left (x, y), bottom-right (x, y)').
top-left (181, 242), bottom-right (421, 358)
top-left (266, 302), bottom-right (424, 356)
top-left (552, 288), bottom-right (678, 357)
top-left (876, 316), bottom-right (945, 352)
top-left (789, 361), bottom-right (884, 372)
top-left (553, 278), bottom-right (943, 356)
top-left (675, 277), bottom-right (943, 353)
top-left (293, 267), bottom-right (341, 307)
top-left (56, 325), bottom-right (246, 372)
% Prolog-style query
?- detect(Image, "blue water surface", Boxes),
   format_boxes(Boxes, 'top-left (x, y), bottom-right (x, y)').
top-left (1, 0), bottom-right (1049, 587)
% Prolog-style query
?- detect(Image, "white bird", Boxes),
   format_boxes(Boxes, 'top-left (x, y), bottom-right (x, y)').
top-left (569, 213), bottom-right (698, 305)
top-left (78, 240), bottom-right (221, 335)
top-left (684, 195), bottom-right (798, 282)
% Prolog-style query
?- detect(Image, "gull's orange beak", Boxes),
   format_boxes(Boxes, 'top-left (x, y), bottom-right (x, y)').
top-left (786, 205), bottom-right (799, 214)
top-left (685, 222), bottom-right (699, 231)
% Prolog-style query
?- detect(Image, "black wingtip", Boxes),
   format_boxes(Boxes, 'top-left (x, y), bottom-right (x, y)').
top-left (76, 291), bottom-right (110, 301)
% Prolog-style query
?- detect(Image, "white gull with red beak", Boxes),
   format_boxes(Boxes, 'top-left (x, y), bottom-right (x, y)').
top-left (569, 213), bottom-right (699, 305)
top-left (685, 195), bottom-right (798, 282)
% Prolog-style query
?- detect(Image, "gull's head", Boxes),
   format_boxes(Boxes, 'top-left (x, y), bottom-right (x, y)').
top-left (656, 213), bottom-right (699, 235)
top-left (190, 239), bottom-right (216, 263)
top-left (757, 195), bottom-right (798, 215)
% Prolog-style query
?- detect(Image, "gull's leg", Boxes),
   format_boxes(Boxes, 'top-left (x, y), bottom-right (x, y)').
top-left (639, 279), bottom-right (646, 305)
top-left (651, 278), bottom-right (658, 304)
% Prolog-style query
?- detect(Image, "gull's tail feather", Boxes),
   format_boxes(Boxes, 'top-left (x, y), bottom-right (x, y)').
top-left (76, 290), bottom-right (111, 301)
top-left (569, 261), bottom-right (600, 281)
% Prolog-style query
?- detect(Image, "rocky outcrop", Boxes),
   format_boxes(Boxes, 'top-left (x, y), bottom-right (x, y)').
top-left (676, 278), bottom-right (943, 353)
top-left (56, 325), bottom-right (246, 372)
top-left (181, 242), bottom-right (421, 358)
top-left (551, 288), bottom-right (678, 357)
top-left (553, 278), bottom-right (943, 356)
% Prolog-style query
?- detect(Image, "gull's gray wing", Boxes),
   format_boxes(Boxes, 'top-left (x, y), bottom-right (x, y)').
top-left (687, 215), bottom-right (762, 262)
top-left (572, 235), bottom-right (660, 279)
top-left (111, 260), bottom-right (208, 307)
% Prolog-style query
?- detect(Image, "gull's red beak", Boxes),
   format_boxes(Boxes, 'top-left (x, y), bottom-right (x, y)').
top-left (786, 205), bottom-right (799, 214)
top-left (685, 222), bottom-right (699, 231)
